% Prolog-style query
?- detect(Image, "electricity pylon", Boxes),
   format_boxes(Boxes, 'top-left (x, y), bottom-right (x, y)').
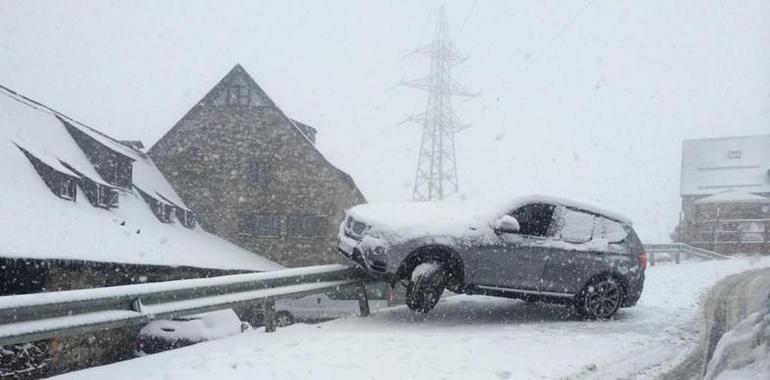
top-left (401, 5), bottom-right (475, 201)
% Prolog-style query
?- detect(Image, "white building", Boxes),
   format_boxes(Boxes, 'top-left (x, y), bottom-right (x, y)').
top-left (680, 135), bottom-right (770, 254)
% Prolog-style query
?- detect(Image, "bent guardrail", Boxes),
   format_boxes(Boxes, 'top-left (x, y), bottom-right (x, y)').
top-left (0, 264), bottom-right (371, 346)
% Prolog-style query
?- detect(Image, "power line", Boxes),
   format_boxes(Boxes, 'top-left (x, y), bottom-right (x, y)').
top-left (516, 0), bottom-right (595, 78)
top-left (454, 0), bottom-right (479, 42)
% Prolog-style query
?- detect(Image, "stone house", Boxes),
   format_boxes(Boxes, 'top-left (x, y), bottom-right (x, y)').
top-left (0, 85), bottom-right (280, 378)
top-left (678, 135), bottom-right (770, 254)
top-left (149, 64), bottom-right (366, 267)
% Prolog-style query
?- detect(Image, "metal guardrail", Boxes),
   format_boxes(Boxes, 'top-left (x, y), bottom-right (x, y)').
top-left (644, 243), bottom-right (731, 265)
top-left (0, 264), bottom-right (371, 346)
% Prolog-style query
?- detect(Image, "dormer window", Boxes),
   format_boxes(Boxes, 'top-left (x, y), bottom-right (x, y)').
top-left (61, 119), bottom-right (134, 189)
top-left (137, 188), bottom-right (174, 223)
top-left (175, 208), bottom-right (197, 229)
top-left (60, 162), bottom-right (118, 209)
top-left (16, 145), bottom-right (78, 202)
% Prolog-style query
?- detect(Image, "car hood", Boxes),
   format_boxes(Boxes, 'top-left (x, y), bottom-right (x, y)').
top-left (346, 201), bottom-right (495, 240)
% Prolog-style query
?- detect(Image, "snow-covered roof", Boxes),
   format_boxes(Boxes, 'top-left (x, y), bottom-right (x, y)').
top-left (694, 191), bottom-right (770, 205)
top-left (681, 135), bottom-right (770, 196)
top-left (0, 85), bottom-right (282, 271)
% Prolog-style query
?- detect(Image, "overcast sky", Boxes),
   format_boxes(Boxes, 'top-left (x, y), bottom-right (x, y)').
top-left (1, 0), bottom-right (769, 242)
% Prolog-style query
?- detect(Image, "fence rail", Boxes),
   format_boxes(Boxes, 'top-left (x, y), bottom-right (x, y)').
top-left (644, 243), bottom-right (731, 265)
top-left (0, 264), bottom-right (371, 346)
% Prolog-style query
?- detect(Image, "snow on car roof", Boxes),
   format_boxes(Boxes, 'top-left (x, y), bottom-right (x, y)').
top-left (504, 195), bottom-right (633, 226)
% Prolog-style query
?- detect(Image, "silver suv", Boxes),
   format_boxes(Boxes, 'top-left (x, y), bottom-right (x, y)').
top-left (338, 196), bottom-right (646, 319)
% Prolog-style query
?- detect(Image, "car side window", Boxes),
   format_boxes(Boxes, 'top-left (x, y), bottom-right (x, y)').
top-left (592, 216), bottom-right (628, 243)
top-left (510, 203), bottom-right (556, 237)
top-left (553, 207), bottom-right (595, 243)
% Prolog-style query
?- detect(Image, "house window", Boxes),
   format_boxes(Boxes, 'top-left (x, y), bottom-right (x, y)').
top-left (727, 150), bottom-right (742, 159)
top-left (227, 85), bottom-right (251, 106)
top-left (287, 215), bottom-right (327, 238)
top-left (250, 162), bottom-right (272, 190)
top-left (175, 208), bottom-right (197, 229)
top-left (94, 184), bottom-right (118, 209)
top-left (239, 213), bottom-right (281, 237)
top-left (59, 177), bottom-right (76, 200)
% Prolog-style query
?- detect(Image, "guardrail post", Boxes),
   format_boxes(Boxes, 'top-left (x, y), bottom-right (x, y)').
top-left (675, 249), bottom-right (681, 264)
top-left (263, 299), bottom-right (276, 333)
top-left (356, 282), bottom-right (370, 317)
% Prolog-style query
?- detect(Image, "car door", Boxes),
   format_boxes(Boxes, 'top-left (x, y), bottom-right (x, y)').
top-left (541, 207), bottom-right (616, 295)
top-left (472, 203), bottom-right (557, 290)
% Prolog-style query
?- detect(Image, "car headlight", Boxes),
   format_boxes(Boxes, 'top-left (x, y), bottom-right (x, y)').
top-left (344, 216), bottom-right (370, 240)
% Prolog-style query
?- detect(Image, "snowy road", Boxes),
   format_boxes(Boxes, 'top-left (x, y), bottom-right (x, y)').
top-left (56, 257), bottom-right (770, 380)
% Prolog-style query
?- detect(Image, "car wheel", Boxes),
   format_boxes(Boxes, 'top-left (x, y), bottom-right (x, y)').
top-left (275, 311), bottom-right (294, 327)
top-left (406, 262), bottom-right (448, 313)
top-left (578, 277), bottom-right (624, 320)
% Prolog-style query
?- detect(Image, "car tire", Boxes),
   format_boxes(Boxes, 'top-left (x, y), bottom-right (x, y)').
top-left (577, 276), bottom-right (624, 320)
top-left (275, 311), bottom-right (295, 327)
top-left (406, 262), bottom-right (448, 313)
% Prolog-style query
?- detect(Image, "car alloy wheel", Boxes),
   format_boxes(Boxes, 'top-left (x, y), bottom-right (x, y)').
top-left (583, 279), bottom-right (622, 320)
top-left (406, 262), bottom-right (447, 313)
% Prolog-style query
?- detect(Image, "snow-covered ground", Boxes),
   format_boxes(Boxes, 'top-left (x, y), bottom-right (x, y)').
top-left (57, 257), bottom-right (770, 380)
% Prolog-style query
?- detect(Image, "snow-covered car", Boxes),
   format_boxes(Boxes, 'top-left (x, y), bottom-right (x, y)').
top-left (338, 195), bottom-right (646, 319)
top-left (136, 309), bottom-right (251, 355)
top-left (275, 282), bottom-right (392, 325)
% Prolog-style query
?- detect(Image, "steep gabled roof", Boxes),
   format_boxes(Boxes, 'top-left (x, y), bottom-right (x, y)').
top-left (0, 85), bottom-right (281, 271)
top-left (197, 63), bottom-right (275, 108)
top-left (152, 64), bottom-right (366, 201)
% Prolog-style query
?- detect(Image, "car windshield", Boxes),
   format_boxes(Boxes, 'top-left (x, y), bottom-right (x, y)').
top-left (1, 2), bottom-right (769, 380)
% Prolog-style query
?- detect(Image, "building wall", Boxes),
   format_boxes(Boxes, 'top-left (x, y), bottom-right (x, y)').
top-left (679, 194), bottom-right (770, 255)
top-left (150, 67), bottom-right (365, 268)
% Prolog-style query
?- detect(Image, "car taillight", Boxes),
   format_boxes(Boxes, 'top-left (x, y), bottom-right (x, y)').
top-left (638, 252), bottom-right (648, 271)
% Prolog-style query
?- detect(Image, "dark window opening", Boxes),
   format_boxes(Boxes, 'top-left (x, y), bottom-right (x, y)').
top-left (239, 213), bottom-right (281, 237)
top-left (249, 161), bottom-right (272, 190)
top-left (227, 84), bottom-right (251, 106)
top-left (287, 215), bottom-right (326, 238)
top-left (510, 203), bottom-right (556, 237)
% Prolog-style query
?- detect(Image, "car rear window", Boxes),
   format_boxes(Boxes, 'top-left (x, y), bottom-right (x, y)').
top-left (593, 217), bottom-right (628, 243)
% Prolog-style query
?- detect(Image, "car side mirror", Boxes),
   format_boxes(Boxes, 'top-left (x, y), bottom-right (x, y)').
top-left (494, 215), bottom-right (520, 234)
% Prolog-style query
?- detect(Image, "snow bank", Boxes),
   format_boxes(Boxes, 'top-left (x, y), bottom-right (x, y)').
top-left (139, 309), bottom-right (246, 343)
top-left (55, 257), bottom-right (770, 380)
top-left (705, 306), bottom-right (770, 380)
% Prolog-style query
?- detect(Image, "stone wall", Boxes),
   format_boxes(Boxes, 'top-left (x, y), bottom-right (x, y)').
top-left (150, 65), bottom-right (365, 268)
